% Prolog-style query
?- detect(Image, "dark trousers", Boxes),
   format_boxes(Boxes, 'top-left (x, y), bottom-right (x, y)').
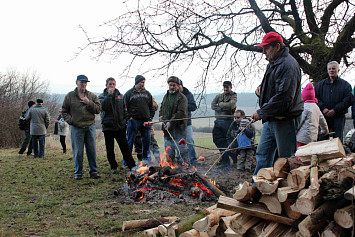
top-left (212, 119), bottom-right (233, 167)
top-left (60, 135), bottom-right (66, 153)
top-left (32, 135), bottom-right (45, 158)
top-left (319, 116), bottom-right (346, 143)
top-left (19, 130), bottom-right (32, 155)
top-left (104, 130), bottom-right (136, 169)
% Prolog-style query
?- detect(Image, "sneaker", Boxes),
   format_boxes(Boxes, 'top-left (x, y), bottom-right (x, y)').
top-left (90, 173), bottom-right (100, 179)
top-left (111, 169), bottom-right (118, 174)
top-left (75, 175), bottom-right (83, 180)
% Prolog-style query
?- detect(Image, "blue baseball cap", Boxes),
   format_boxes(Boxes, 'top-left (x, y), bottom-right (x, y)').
top-left (77, 74), bottom-right (90, 82)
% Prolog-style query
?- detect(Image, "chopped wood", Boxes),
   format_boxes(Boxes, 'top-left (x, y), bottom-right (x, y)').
top-left (295, 138), bottom-right (346, 163)
top-left (199, 231), bottom-right (209, 237)
top-left (217, 196), bottom-right (296, 226)
top-left (287, 156), bottom-right (304, 171)
top-left (216, 213), bottom-right (242, 237)
top-left (334, 205), bottom-right (354, 228)
top-left (309, 199), bottom-right (350, 225)
top-left (282, 199), bottom-right (302, 220)
top-left (274, 158), bottom-right (290, 178)
top-left (287, 165), bottom-right (311, 189)
top-left (344, 186), bottom-right (355, 200)
top-left (310, 155), bottom-right (320, 193)
top-left (260, 222), bottom-right (290, 237)
top-left (158, 224), bottom-right (169, 236)
top-left (319, 157), bottom-right (354, 172)
top-left (203, 204), bottom-right (217, 215)
top-left (259, 194), bottom-right (282, 214)
top-left (122, 216), bottom-right (179, 231)
top-left (246, 221), bottom-right (270, 237)
top-left (295, 188), bottom-right (322, 215)
top-left (338, 166), bottom-right (355, 180)
top-left (179, 229), bottom-right (200, 237)
top-left (167, 212), bottom-right (205, 237)
top-left (253, 176), bottom-right (280, 195)
top-left (321, 221), bottom-right (342, 237)
top-left (230, 214), bottom-right (261, 235)
top-left (257, 168), bottom-right (276, 181)
top-left (224, 227), bottom-right (241, 237)
top-left (193, 208), bottom-right (236, 232)
top-left (277, 187), bottom-right (299, 203)
top-left (233, 181), bottom-right (260, 202)
top-left (207, 225), bottom-right (218, 237)
top-left (143, 227), bottom-right (160, 237)
top-left (192, 216), bottom-right (210, 233)
top-left (298, 214), bottom-right (327, 237)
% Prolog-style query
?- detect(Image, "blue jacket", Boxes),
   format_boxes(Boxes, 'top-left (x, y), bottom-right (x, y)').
top-left (315, 76), bottom-right (352, 117)
top-left (181, 87), bottom-right (197, 126)
top-left (257, 47), bottom-right (304, 122)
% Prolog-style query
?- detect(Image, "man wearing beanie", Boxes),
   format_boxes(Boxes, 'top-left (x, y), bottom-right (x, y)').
top-left (25, 99), bottom-right (50, 158)
top-left (18, 100), bottom-right (36, 157)
top-left (62, 74), bottom-right (101, 180)
top-left (252, 31), bottom-right (303, 178)
top-left (124, 75), bottom-right (155, 164)
top-left (315, 61), bottom-right (352, 143)
top-left (159, 76), bottom-right (188, 164)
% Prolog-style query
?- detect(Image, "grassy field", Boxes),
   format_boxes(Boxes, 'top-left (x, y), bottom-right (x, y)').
top-left (0, 131), bottom-right (215, 236)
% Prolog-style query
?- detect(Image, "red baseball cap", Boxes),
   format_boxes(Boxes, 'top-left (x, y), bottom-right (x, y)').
top-left (256, 32), bottom-right (283, 47)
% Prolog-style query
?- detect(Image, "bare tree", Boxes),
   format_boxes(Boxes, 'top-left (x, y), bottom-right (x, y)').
top-left (0, 70), bottom-right (59, 148)
top-left (82, 0), bottom-right (355, 93)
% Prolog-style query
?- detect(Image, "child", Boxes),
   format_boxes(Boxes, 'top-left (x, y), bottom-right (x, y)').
top-left (297, 83), bottom-right (328, 148)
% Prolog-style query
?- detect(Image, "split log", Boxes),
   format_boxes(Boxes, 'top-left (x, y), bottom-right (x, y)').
top-left (309, 155), bottom-right (320, 193)
top-left (259, 194), bottom-right (282, 214)
top-left (287, 156), bottom-right (304, 171)
top-left (321, 221), bottom-right (341, 237)
top-left (167, 212), bottom-right (205, 237)
top-left (253, 176), bottom-right (280, 195)
top-left (193, 208), bottom-right (236, 232)
top-left (216, 213), bottom-right (242, 237)
top-left (344, 186), bottom-right (355, 200)
top-left (282, 199), bottom-right (302, 220)
top-left (260, 222), bottom-right (290, 236)
top-left (319, 157), bottom-right (354, 172)
top-left (309, 199), bottom-right (350, 225)
top-left (203, 204), bottom-right (217, 215)
top-left (199, 232), bottom-right (209, 237)
top-left (233, 181), bottom-right (261, 202)
top-left (295, 188), bottom-right (322, 215)
top-left (143, 227), bottom-right (160, 236)
top-left (158, 224), bottom-right (169, 236)
top-left (295, 138), bottom-right (346, 163)
top-left (338, 166), bottom-right (355, 180)
top-left (274, 158), bottom-right (290, 178)
top-left (207, 225), bottom-right (218, 237)
top-left (287, 165), bottom-right (311, 189)
top-left (224, 227), bottom-right (240, 237)
top-left (333, 205), bottom-right (354, 228)
top-left (257, 168), bottom-right (276, 181)
top-left (122, 216), bottom-right (179, 231)
top-left (217, 195), bottom-right (296, 226)
top-left (298, 214), bottom-right (327, 237)
top-left (246, 221), bottom-right (269, 237)
top-left (230, 214), bottom-right (261, 235)
top-left (179, 229), bottom-right (200, 237)
top-left (195, 172), bottom-right (225, 197)
top-left (277, 186), bottom-right (299, 203)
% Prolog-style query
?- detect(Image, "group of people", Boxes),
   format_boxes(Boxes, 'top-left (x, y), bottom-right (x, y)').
top-left (18, 31), bottom-right (353, 181)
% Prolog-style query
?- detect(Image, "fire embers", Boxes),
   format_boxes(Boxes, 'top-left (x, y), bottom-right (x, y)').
top-left (116, 150), bottom-right (219, 204)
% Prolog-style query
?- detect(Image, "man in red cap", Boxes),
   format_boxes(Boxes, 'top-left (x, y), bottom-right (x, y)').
top-left (251, 32), bottom-right (304, 177)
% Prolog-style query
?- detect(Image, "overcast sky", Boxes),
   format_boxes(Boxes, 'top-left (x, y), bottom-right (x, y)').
top-left (1, 1), bottom-right (354, 96)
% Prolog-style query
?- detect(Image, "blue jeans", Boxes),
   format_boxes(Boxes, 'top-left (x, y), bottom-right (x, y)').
top-left (19, 130), bottom-right (32, 155)
top-left (71, 124), bottom-right (98, 176)
top-left (127, 118), bottom-right (151, 162)
top-left (253, 117), bottom-right (300, 176)
top-left (164, 134), bottom-right (188, 164)
top-left (319, 116), bottom-right (345, 143)
top-left (32, 135), bottom-right (45, 158)
top-left (186, 125), bottom-right (197, 164)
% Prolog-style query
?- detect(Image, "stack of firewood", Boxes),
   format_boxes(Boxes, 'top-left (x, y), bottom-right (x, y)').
top-left (124, 138), bottom-right (355, 237)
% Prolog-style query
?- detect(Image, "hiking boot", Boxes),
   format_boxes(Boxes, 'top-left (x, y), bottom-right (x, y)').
top-left (74, 175), bottom-right (83, 180)
top-left (90, 173), bottom-right (100, 179)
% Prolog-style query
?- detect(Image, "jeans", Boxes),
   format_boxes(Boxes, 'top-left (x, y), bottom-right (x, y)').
top-left (186, 125), bottom-right (197, 164)
top-left (319, 116), bottom-right (345, 143)
top-left (71, 124), bottom-right (98, 176)
top-left (19, 130), bottom-right (32, 155)
top-left (104, 130), bottom-right (136, 169)
top-left (253, 117), bottom-right (300, 176)
top-left (164, 134), bottom-right (188, 164)
top-left (127, 118), bottom-right (151, 162)
top-left (212, 119), bottom-right (233, 167)
top-left (32, 135), bottom-right (45, 158)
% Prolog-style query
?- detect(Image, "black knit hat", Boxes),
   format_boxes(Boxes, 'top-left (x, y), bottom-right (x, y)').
top-left (28, 100), bottom-right (35, 108)
top-left (135, 75), bottom-right (145, 85)
top-left (37, 99), bottom-right (43, 104)
top-left (223, 81), bottom-right (232, 87)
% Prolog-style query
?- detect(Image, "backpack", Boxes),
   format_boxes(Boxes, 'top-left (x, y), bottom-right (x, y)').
top-left (18, 110), bottom-right (27, 130)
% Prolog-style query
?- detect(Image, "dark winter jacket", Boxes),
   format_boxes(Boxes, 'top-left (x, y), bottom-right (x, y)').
top-left (181, 87), bottom-right (197, 126)
top-left (159, 90), bottom-right (188, 138)
top-left (257, 47), bottom-right (304, 122)
top-left (62, 88), bottom-right (101, 128)
top-left (211, 91), bottom-right (237, 120)
top-left (99, 88), bottom-right (127, 131)
top-left (123, 86), bottom-right (155, 120)
top-left (315, 76), bottom-right (352, 117)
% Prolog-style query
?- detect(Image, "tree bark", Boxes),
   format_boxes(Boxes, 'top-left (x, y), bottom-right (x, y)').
top-left (287, 165), bottom-right (311, 189)
top-left (122, 216), bottom-right (179, 231)
top-left (274, 158), bottom-right (290, 178)
top-left (233, 181), bottom-right (260, 202)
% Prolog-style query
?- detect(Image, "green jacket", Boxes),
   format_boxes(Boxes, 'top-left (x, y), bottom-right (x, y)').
top-left (211, 91), bottom-right (237, 120)
top-left (62, 88), bottom-right (101, 128)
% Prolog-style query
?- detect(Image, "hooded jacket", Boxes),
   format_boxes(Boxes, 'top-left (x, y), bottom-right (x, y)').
top-left (181, 87), bottom-right (197, 126)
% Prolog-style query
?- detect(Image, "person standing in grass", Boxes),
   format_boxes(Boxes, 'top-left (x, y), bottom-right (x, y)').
top-left (26, 99), bottom-right (50, 158)
top-left (62, 75), bottom-right (101, 180)
top-left (99, 77), bottom-right (136, 173)
top-left (55, 109), bottom-right (69, 153)
top-left (18, 100), bottom-right (36, 157)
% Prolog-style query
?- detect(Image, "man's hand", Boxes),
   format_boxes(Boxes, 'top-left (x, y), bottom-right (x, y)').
top-left (255, 86), bottom-right (261, 97)
top-left (164, 122), bottom-right (171, 130)
top-left (80, 96), bottom-right (90, 105)
top-left (322, 108), bottom-right (329, 115)
top-left (251, 111), bottom-right (261, 122)
top-left (159, 116), bottom-right (163, 122)
top-left (108, 88), bottom-right (115, 95)
top-left (326, 109), bottom-right (335, 117)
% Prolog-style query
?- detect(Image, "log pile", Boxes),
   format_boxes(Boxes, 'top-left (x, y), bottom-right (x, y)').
top-left (124, 138), bottom-right (355, 237)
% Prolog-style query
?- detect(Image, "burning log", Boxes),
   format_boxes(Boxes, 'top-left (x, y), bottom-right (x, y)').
top-left (122, 216), bottom-right (179, 232)
top-left (195, 172), bottom-right (225, 197)
top-left (333, 205), bottom-right (354, 229)
top-left (233, 181), bottom-right (261, 202)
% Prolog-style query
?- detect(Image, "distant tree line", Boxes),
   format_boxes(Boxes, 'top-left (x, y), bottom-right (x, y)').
top-left (0, 70), bottom-right (59, 148)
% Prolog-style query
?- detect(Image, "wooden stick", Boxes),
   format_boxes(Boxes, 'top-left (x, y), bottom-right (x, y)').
top-left (122, 216), bottom-right (179, 231)
top-left (309, 154), bottom-right (320, 193)
top-left (195, 172), bottom-right (226, 197)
